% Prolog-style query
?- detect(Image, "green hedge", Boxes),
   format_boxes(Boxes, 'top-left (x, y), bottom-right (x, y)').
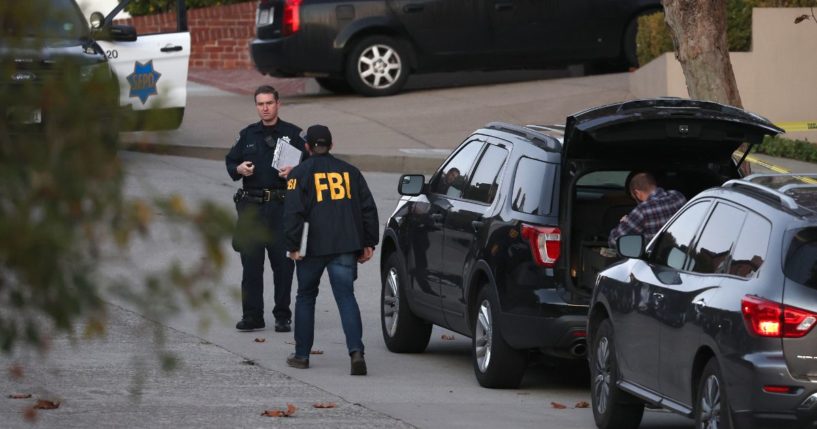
top-left (637, 0), bottom-right (817, 65)
top-left (756, 135), bottom-right (817, 162)
top-left (125, 0), bottom-right (253, 16)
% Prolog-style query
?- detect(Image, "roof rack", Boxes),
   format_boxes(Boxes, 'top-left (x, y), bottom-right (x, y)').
top-left (525, 124), bottom-right (565, 135)
top-left (484, 122), bottom-right (560, 151)
top-left (723, 174), bottom-right (803, 214)
top-left (744, 173), bottom-right (817, 186)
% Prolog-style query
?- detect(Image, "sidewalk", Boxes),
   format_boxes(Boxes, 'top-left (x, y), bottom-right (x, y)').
top-left (0, 304), bottom-right (411, 429)
top-left (138, 68), bottom-right (817, 176)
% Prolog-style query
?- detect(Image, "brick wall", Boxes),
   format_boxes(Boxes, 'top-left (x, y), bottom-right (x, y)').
top-left (115, 1), bottom-right (256, 70)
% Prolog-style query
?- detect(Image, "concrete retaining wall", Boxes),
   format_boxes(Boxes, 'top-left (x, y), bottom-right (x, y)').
top-left (630, 8), bottom-right (817, 141)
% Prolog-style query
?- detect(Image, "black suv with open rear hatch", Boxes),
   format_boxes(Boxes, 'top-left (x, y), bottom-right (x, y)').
top-left (379, 98), bottom-right (783, 388)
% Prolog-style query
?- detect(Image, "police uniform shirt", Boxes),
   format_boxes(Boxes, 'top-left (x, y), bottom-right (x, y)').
top-left (283, 153), bottom-right (379, 257)
top-left (225, 119), bottom-right (308, 189)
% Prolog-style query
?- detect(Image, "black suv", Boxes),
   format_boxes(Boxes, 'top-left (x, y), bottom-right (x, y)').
top-left (251, 0), bottom-right (662, 96)
top-left (379, 98), bottom-right (783, 388)
top-left (589, 174), bottom-right (817, 429)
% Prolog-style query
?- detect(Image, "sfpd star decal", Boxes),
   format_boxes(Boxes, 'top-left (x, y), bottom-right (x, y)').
top-left (126, 60), bottom-right (162, 104)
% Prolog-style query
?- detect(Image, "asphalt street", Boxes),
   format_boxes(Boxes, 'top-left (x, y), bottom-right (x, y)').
top-left (2, 151), bottom-right (695, 429)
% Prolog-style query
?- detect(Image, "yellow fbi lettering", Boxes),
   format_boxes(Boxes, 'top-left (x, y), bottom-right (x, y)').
top-left (314, 172), bottom-right (352, 202)
top-left (287, 178), bottom-right (297, 190)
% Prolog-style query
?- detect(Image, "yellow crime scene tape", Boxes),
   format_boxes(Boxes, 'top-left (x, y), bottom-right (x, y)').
top-left (775, 121), bottom-right (817, 133)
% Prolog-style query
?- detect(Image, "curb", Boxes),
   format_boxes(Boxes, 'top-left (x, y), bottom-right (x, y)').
top-left (121, 142), bottom-right (444, 175)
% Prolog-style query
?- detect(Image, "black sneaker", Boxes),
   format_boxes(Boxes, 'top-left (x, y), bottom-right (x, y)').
top-left (286, 353), bottom-right (309, 369)
top-left (350, 351), bottom-right (367, 376)
top-left (274, 319), bottom-right (292, 332)
top-left (235, 318), bottom-right (265, 332)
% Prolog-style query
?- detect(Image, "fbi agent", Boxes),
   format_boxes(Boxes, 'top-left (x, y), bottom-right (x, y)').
top-left (225, 85), bottom-right (308, 332)
top-left (283, 125), bottom-right (379, 375)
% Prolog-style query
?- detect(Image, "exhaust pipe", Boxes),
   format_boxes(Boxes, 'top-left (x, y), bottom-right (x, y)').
top-left (570, 341), bottom-right (587, 358)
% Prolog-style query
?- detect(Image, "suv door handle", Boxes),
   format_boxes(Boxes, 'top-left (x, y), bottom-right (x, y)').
top-left (471, 220), bottom-right (484, 232)
top-left (403, 4), bottom-right (424, 13)
top-left (430, 213), bottom-right (444, 222)
top-left (160, 45), bottom-right (183, 53)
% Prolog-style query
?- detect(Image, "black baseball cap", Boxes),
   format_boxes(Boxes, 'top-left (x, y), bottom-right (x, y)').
top-left (305, 124), bottom-right (332, 147)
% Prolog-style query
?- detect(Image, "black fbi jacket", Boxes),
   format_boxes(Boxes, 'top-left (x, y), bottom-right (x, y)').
top-left (283, 153), bottom-right (379, 256)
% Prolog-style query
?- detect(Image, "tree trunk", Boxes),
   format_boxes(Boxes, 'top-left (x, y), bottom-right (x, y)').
top-left (662, 0), bottom-right (743, 108)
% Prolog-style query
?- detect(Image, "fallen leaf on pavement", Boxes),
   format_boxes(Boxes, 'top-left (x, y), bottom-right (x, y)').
top-left (441, 334), bottom-right (455, 340)
top-left (313, 402), bottom-right (336, 409)
top-left (254, 338), bottom-right (266, 343)
top-left (33, 400), bottom-right (60, 410)
top-left (575, 401), bottom-right (590, 409)
top-left (8, 364), bottom-right (24, 380)
top-left (261, 403), bottom-right (297, 417)
top-left (23, 407), bottom-right (37, 422)
top-left (310, 350), bottom-right (324, 355)
top-left (285, 341), bottom-right (296, 345)
top-left (551, 402), bottom-right (567, 409)
top-left (8, 393), bottom-right (32, 399)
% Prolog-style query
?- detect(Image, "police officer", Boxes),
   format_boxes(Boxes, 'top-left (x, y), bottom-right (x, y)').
top-left (283, 125), bottom-right (379, 376)
top-left (225, 85), bottom-right (308, 332)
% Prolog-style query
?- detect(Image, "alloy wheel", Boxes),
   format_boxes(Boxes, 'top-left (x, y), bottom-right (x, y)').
top-left (383, 267), bottom-right (400, 337)
top-left (357, 44), bottom-right (402, 90)
top-left (593, 336), bottom-right (612, 416)
top-left (474, 299), bottom-right (493, 373)
top-left (699, 374), bottom-right (721, 429)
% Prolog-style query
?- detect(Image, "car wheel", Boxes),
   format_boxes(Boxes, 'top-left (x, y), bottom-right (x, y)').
top-left (590, 319), bottom-right (644, 429)
top-left (314, 77), bottom-right (353, 94)
top-left (622, 17), bottom-right (639, 69)
top-left (695, 359), bottom-right (733, 429)
top-left (472, 286), bottom-right (527, 388)
top-left (345, 35), bottom-right (410, 97)
top-left (380, 252), bottom-right (432, 353)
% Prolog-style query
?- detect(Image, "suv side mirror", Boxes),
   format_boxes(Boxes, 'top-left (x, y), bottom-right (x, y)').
top-left (398, 174), bottom-right (425, 196)
top-left (616, 235), bottom-right (644, 259)
top-left (89, 11), bottom-right (105, 30)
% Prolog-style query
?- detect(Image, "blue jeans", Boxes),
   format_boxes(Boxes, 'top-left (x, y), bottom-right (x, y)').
top-left (293, 252), bottom-right (364, 359)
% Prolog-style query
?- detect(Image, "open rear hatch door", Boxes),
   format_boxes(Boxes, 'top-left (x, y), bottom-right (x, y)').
top-left (563, 98), bottom-right (783, 166)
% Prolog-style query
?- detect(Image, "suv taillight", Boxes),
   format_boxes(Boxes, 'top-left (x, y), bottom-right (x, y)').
top-left (282, 0), bottom-right (302, 36)
top-left (741, 295), bottom-right (817, 338)
top-left (521, 224), bottom-right (560, 268)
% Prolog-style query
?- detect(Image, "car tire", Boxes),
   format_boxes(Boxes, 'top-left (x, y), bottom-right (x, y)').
top-left (695, 359), bottom-right (733, 429)
top-left (345, 35), bottom-right (410, 97)
top-left (590, 319), bottom-right (644, 429)
top-left (622, 17), bottom-right (640, 69)
top-left (380, 252), bottom-right (432, 353)
top-left (472, 286), bottom-right (527, 389)
top-left (315, 77), bottom-right (353, 94)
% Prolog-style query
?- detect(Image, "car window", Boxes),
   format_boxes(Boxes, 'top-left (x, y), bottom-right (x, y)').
top-left (511, 157), bottom-right (556, 216)
top-left (689, 203), bottom-right (745, 274)
top-left (784, 227), bottom-right (817, 289)
top-left (576, 171), bottom-right (629, 189)
top-left (461, 144), bottom-right (507, 204)
top-left (430, 140), bottom-right (483, 197)
top-left (728, 213), bottom-right (771, 278)
top-left (3, 0), bottom-right (89, 38)
top-left (651, 201), bottom-right (710, 270)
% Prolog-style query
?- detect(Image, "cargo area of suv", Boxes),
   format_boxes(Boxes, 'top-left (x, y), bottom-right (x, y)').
top-left (380, 98), bottom-right (784, 389)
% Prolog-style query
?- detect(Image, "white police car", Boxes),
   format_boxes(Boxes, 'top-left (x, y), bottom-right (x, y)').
top-left (91, 0), bottom-right (190, 129)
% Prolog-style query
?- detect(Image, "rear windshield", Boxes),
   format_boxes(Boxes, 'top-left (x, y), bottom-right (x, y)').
top-left (2, 0), bottom-right (88, 39)
top-left (784, 227), bottom-right (817, 289)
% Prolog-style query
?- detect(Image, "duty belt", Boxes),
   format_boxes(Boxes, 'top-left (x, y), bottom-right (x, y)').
top-left (235, 188), bottom-right (286, 203)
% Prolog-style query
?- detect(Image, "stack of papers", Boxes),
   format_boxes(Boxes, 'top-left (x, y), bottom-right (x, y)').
top-left (272, 138), bottom-right (303, 171)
